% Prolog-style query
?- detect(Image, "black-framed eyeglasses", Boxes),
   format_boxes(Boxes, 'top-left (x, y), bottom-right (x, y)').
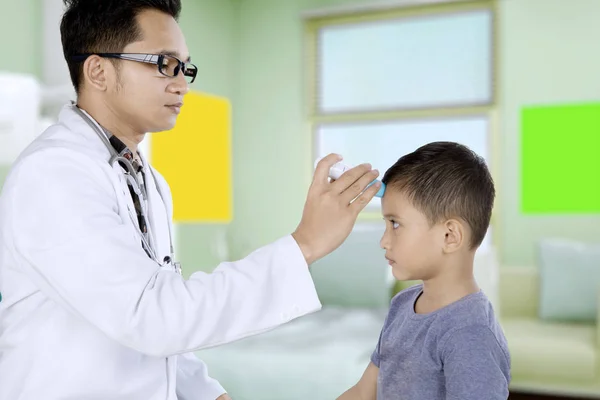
top-left (71, 53), bottom-right (197, 84)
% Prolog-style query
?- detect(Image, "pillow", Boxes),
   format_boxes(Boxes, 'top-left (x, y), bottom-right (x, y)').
top-left (538, 238), bottom-right (600, 322)
top-left (310, 222), bottom-right (393, 308)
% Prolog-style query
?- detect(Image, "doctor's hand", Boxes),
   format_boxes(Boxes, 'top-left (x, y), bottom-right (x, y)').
top-left (216, 394), bottom-right (232, 400)
top-left (292, 153), bottom-right (380, 265)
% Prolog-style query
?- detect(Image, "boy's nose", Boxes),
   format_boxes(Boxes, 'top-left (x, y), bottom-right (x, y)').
top-left (380, 234), bottom-right (389, 250)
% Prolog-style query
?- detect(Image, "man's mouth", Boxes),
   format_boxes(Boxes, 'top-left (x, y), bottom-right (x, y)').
top-left (165, 102), bottom-right (183, 114)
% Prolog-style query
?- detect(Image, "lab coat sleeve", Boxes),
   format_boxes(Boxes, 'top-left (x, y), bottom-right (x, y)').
top-left (9, 149), bottom-right (322, 357)
top-left (176, 353), bottom-right (226, 400)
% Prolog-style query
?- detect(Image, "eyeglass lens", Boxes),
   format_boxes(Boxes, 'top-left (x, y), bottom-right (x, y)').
top-left (159, 55), bottom-right (196, 83)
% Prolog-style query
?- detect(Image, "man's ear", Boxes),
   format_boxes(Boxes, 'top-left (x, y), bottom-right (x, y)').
top-left (82, 55), bottom-right (110, 91)
top-left (442, 218), bottom-right (465, 254)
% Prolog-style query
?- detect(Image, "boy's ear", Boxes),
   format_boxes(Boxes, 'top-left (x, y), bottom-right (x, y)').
top-left (442, 219), bottom-right (465, 253)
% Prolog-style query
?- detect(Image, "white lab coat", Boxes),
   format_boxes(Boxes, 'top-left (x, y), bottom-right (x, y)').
top-left (0, 104), bottom-right (322, 400)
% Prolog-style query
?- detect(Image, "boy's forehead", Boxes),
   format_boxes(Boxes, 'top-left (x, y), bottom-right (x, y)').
top-left (381, 188), bottom-right (425, 219)
top-left (382, 189), bottom-right (409, 214)
top-left (383, 188), bottom-right (409, 203)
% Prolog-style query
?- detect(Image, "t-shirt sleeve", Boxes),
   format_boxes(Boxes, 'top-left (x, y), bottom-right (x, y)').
top-left (441, 324), bottom-right (511, 400)
top-left (370, 328), bottom-right (384, 367)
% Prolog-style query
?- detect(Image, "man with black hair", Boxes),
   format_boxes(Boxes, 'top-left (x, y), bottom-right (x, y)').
top-left (0, 1), bottom-right (381, 399)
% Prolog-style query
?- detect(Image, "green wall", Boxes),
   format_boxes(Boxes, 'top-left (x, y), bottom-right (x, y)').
top-left (496, 0), bottom-right (600, 266)
top-left (175, 0), bottom-right (239, 274)
top-left (0, 0), bottom-right (40, 77)
top-left (0, 0), bottom-right (40, 192)
top-left (0, 167), bottom-right (9, 189)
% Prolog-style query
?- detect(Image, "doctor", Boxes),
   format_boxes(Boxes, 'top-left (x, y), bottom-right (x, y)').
top-left (0, 0), bottom-right (381, 399)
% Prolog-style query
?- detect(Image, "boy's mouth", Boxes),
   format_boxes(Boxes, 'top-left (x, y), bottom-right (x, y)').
top-left (385, 256), bottom-right (395, 265)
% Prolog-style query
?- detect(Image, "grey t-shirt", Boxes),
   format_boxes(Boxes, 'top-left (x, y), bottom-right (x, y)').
top-left (371, 284), bottom-right (511, 399)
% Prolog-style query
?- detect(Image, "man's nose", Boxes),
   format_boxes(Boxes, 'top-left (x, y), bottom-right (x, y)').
top-left (168, 73), bottom-right (189, 96)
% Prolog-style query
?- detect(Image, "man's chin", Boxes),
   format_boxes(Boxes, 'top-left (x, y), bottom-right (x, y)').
top-left (149, 118), bottom-right (177, 133)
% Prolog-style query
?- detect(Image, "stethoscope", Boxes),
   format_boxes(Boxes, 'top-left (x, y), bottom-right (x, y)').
top-left (72, 104), bottom-right (181, 274)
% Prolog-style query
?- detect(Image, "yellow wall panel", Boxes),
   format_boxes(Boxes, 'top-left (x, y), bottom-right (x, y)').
top-left (150, 91), bottom-right (232, 223)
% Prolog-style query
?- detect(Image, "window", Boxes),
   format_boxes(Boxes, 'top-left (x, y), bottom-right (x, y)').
top-left (316, 117), bottom-right (490, 176)
top-left (306, 0), bottom-right (497, 249)
top-left (317, 9), bottom-right (493, 113)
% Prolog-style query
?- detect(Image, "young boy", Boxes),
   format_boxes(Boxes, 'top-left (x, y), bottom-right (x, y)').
top-left (338, 141), bottom-right (511, 400)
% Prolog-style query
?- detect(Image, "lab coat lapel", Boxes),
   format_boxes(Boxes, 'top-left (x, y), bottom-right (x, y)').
top-left (59, 105), bottom-right (166, 264)
top-left (140, 154), bottom-right (172, 264)
top-left (59, 105), bottom-right (140, 240)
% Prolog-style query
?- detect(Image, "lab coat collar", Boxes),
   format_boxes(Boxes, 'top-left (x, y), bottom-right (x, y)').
top-left (57, 103), bottom-right (114, 162)
top-left (58, 103), bottom-right (147, 165)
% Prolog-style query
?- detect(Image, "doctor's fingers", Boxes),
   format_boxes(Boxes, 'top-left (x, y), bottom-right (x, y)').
top-left (339, 168), bottom-right (380, 205)
top-left (329, 163), bottom-right (374, 194)
top-left (349, 179), bottom-right (381, 214)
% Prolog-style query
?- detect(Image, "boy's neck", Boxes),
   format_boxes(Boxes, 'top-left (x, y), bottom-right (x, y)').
top-left (414, 256), bottom-right (479, 314)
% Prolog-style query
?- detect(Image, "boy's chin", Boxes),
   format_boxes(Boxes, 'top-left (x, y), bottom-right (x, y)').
top-left (391, 266), bottom-right (415, 282)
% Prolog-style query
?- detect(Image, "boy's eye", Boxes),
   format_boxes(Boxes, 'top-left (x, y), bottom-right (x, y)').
top-left (391, 220), bottom-right (400, 229)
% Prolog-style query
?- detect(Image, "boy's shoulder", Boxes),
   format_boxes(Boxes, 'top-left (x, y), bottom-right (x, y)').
top-left (432, 289), bottom-right (510, 364)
